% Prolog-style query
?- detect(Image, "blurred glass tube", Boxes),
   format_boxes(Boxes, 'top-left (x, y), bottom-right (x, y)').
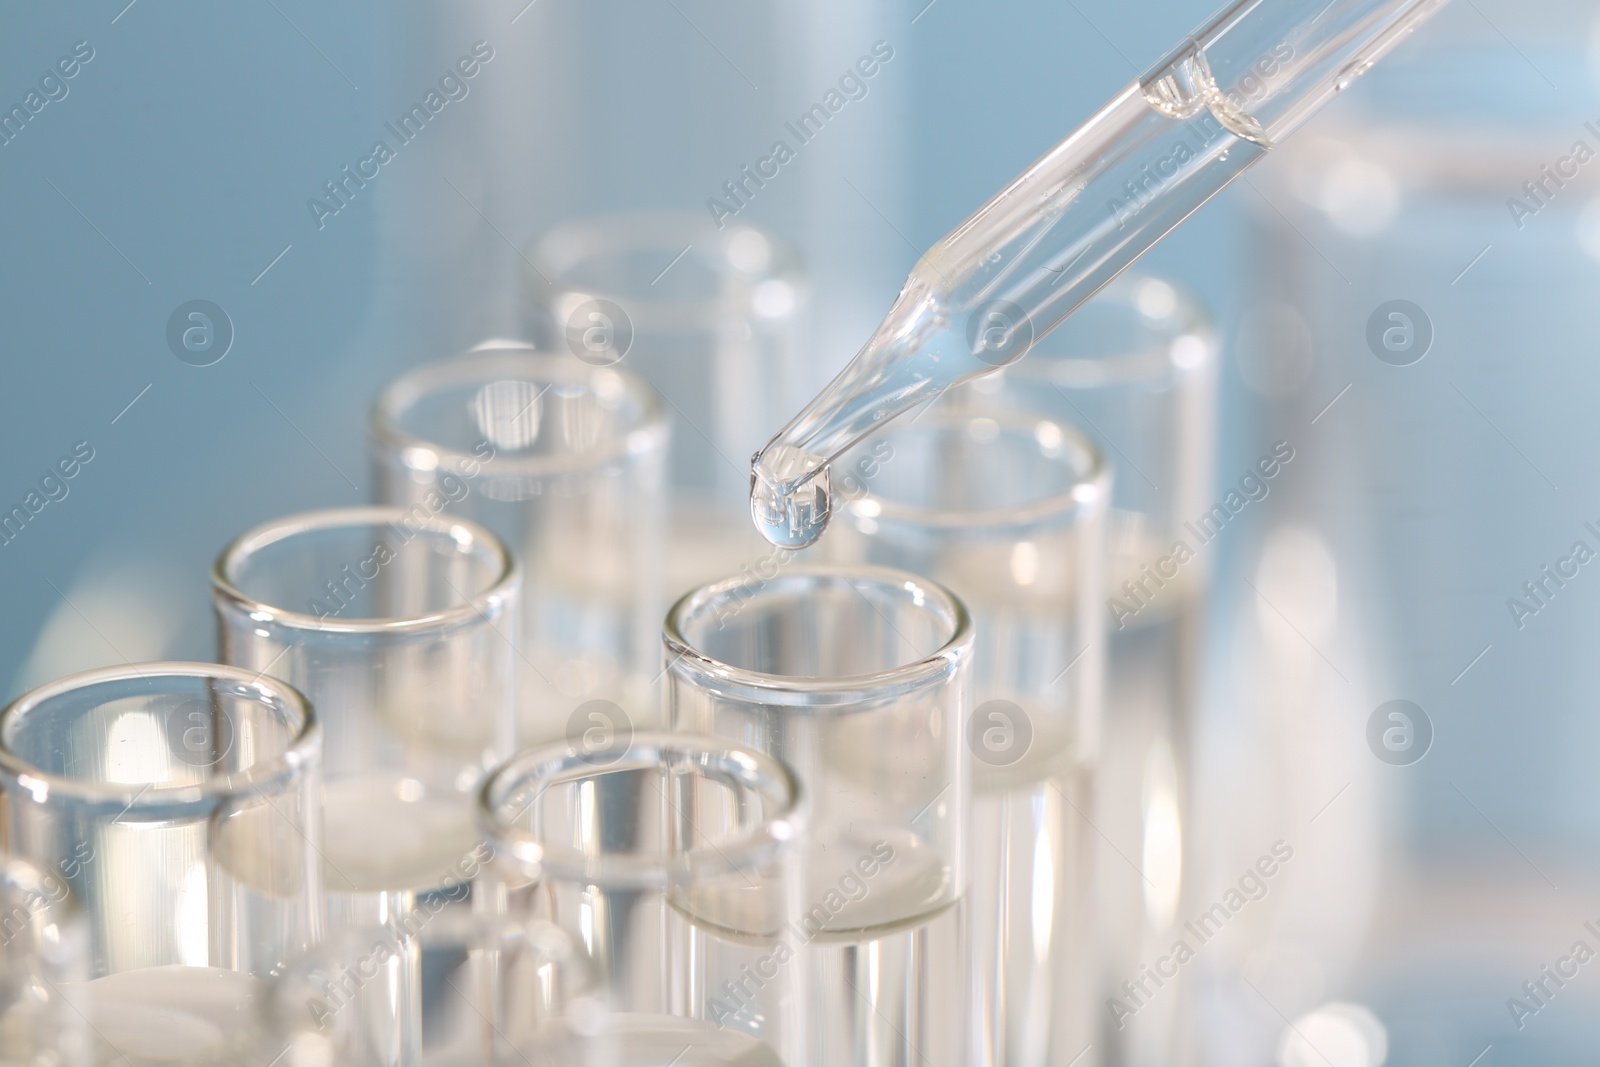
top-left (264, 914), bottom-right (591, 1067)
top-left (479, 732), bottom-right (803, 1067)
top-left (371, 346), bottom-right (669, 744)
top-left (825, 410), bottom-right (1109, 1067)
top-left (213, 507), bottom-right (519, 927)
top-left (991, 274), bottom-right (1218, 1067)
top-left (361, 0), bottom-right (908, 416)
top-left (525, 215), bottom-right (806, 600)
top-left (663, 566), bottom-right (972, 1067)
top-left (0, 854), bottom-right (89, 1064)
top-left (0, 663), bottom-right (321, 1065)
top-left (1236, 28), bottom-right (1600, 1065)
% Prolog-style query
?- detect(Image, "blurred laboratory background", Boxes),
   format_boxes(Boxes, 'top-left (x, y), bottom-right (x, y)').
top-left (3, 0), bottom-right (1600, 1063)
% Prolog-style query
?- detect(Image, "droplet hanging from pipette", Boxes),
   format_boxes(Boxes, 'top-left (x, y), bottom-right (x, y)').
top-left (750, 443), bottom-right (830, 548)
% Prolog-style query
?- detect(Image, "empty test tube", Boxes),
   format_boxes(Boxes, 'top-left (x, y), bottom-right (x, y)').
top-left (0, 663), bottom-right (322, 1066)
top-left (372, 345), bottom-right (669, 745)
top-left (525, 214), bottom-right (804, 517)
top-left (213, 507), bottom-right (519, 923)
top-left (213, 510), bottom-right (519, 1066)
top-left (995, 275), bottom-right (1217, 1066)
top-left (479, 732), bottom-right (804, 1067)
top-left (664, 566), bottom-right (973, 1067)
top-left (525, 215), bottom-right (808, 609)
top-left (827, 410), bottom-right (1110, 1067)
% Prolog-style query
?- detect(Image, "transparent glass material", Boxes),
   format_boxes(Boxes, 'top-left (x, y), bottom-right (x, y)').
top-left (748, 0), bottom-right (1452, 549)
top-left (1226, 34), bottom-right (1600, 1067)
top-left (987, 275), bottom-right (1217, 1067)
top-left (525, 213), bottom-right (804, 509)
top-left (525, 214), bottom-right (807, 603)
top-left (0, 854), bottom-right (89, 1065)
top-left (663, 567), bottom-right (973, 1067)
top-left (264, 913), bottom-right (591, 1067)
top-left (372, 345), bottom-right (669, 745)
top-left (479, 733), bottom-right (804, 1067)
top-left (994, 273), bottom-right (1219, 611)
top-left (825, 410), bottom-right (1109, 1067)
top-left (213, 507), bottom-right (519, 923)
top-left (0, 663), bottom-right (321, 1066)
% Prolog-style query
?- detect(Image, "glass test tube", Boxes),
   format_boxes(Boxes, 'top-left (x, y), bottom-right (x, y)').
top-left (826, 410), bottom-right (1110, 1067)
top-left (0, 663), bottom-right (322, 1065)
top-left (993, 274), bottom-right (1218, 1067)
top-left (0, 854), bottom-right (89, 1064)
top-left (263, 913), bottom-right (590, 1067)
top-left (524, 214), bottom-right (807, 599)
top-left (213, 507), bottom-right (519, 925)
top-left (479, 732), bottom-right (804, 1067)
top-left (663, 566), bottom-right (973, 1067)
top-left (372, 346), bottom-right (669, 747)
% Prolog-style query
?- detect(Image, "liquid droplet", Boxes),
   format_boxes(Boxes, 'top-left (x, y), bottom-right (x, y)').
top-left (750, 444), bottom-right (831, 548)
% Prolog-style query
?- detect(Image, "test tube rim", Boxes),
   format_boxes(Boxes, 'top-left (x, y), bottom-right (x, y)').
top-left (0, 660), bottom-right (320, 812)
top-left (661, 564), bottom-right (974, 707)
top-left (527, 211), bottom-right (807, 330)
top-left (371, 344), bottom-right (671, 479)
top-left (211, 505), bottom-right (520, 636)
top-left (478, 730), bottom-right (804, 891)
top-left (836, 409), bottom-right (1112, 534)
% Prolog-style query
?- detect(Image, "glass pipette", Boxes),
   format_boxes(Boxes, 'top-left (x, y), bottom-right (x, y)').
top-left (750, 0), bottom-right (1451, 548)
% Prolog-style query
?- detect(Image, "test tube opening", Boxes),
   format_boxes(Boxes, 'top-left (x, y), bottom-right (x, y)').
top-left (214, 506), bottom-right (517, 630)
top-left (665, 565), bottom-right (971, 689)
top-left (0, 662), bottom-right (317, 801)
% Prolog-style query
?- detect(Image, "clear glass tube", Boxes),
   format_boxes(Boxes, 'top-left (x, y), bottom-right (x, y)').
top-left (212, 507), bottom-right (519, 924)
top-left (525, 214), bottom-right (805, 510)
top-left (0, 854), bottom-right (90, 1064)
top-left (479, 732), bottom-right (804, 1067)
top-left (824, 410), bottom-right (1110, 1067)
top-left (994, 273), bottom-right (1219, 605)
top-left (525, 215), bottom-right (808, 602)
top-left (262, 913), bottom-right (592, 1067)
top-left (1224, 32), bottom-right (1595, 1065)
top-left (663, 566), bottom-right (973, 1067)
top-left (747, 0), bottom-right (1452, 549)
top-left (990, 275), bottom-right (1217, 1067)
top-left (371, 345), bottom-right (669, 746)
top-left (0, 662), bottom-right (322, 1065)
